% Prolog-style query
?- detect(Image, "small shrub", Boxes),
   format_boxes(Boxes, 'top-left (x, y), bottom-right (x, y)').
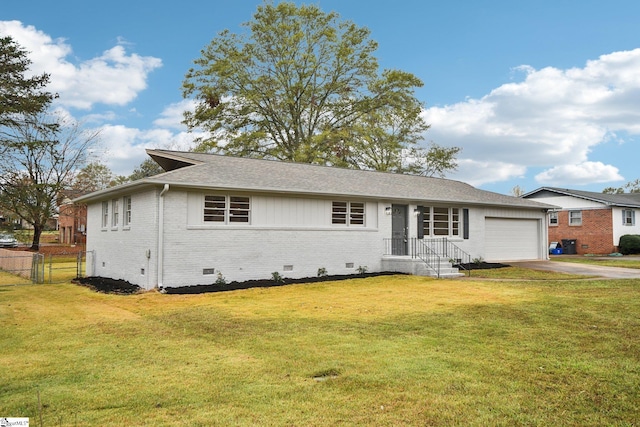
top-left (619, 234), bottom-right (640, 255)
top-left (271, 271), bottom-right (284, 283)
top-left (215, 272), bottom-right (227, 286)
top-left (317, 267), bottom-right (328, 277)
top-left (472, 257), bottom-right (485, 265)
top-left (357, 265), bottom-right (368, 274)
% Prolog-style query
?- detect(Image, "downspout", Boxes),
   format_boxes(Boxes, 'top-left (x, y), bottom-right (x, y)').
top-left (157, 184), bottom-right (169, 288)
top-left (543, 209), bottom-right (550, 260)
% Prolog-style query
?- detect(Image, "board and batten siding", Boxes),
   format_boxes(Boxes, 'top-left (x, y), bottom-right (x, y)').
top-left (186, 192), bottom-right (378, 229)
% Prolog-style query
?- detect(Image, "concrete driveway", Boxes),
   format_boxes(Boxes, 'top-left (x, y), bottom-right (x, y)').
top-left (510, 259), bottom-right (640, 279)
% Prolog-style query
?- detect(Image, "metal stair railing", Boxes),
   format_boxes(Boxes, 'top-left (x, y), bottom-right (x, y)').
top-left (383, 237), bottom-right (471, 278)
top-left (411, 238), bottom-right (442, 278)
top-left (422, 237), bottom-right (472, 276)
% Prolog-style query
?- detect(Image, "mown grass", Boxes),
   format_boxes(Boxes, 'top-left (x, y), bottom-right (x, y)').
top-left (465, 266), bottom-right (592, 280)
top-left (1, 275), bottom-right (639, 426)
top-left (553, 256), bottom-right (640, 269)
top-left (41, 259), bottom-right (85, 283)
top-left (0, 270), bottom-right (31, 285)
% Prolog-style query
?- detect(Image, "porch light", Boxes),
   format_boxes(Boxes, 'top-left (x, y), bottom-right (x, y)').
top-left (413, 208), bottom-right (420, 217)
top-left (385, 206), bottom-right (392, 215)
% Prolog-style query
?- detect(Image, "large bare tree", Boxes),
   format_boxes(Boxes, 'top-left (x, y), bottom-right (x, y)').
top-left (0, 112), bottom-right (100, 249)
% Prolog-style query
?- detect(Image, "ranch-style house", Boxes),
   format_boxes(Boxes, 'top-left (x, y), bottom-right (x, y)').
top-left (75, 150), bottom-right (555, 289)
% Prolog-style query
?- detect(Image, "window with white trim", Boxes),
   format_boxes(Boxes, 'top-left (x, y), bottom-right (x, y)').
top-left (549, 211), bottom-right (558, 226)
top-left (332, 201), bottom-right (365, 226)
top-left (111, 199), bottom-right (119, 228)
top-left (101, 201), bottom-right (109, 228)
top-left (420, 206), bottom-right (460, 237)
top-left (123, 196), bottom-right (132, 227)
top-left (623, 209), bottom-right (636, 226)
top-left (569, 210), bottom-right (582, 226)
top-left (204, 195), bottom-right (250, 224)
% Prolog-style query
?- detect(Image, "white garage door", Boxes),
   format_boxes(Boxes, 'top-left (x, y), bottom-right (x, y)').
top-left (485, 218), bottom-right (540, 261)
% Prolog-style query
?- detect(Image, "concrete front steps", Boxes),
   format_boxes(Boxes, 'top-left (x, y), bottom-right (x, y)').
top-left (381, 256), bottom-right (465, 278)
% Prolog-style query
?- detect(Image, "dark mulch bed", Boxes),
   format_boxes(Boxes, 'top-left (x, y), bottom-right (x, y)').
top-left (74, 272), bottom-right (402, 295)
top-left (74, 264), bottom-right (510, 295)
top-left (73, 277), bottom-right (142, 295)
top-left (454, 262), bottom-right (510, 270)
top-left (163, 272), bottom-right (401, 295)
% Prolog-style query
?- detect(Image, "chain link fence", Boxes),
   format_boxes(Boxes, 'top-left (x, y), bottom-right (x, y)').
top-left (0, 248), bottom-right (93, 285)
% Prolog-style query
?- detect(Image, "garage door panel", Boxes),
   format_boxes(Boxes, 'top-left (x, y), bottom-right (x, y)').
top-left (485, 218), bottom-right (540, 261)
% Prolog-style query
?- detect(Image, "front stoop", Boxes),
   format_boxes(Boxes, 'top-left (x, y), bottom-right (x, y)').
top-left (381, 256), bottom-right (465, 278)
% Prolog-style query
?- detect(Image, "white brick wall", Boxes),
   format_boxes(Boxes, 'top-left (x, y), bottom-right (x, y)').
top-left (86, 188), bottom-right (159, 289)
top-left (161, 191), bottom-right (385, 287)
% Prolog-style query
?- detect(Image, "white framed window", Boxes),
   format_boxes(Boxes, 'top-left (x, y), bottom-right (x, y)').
top-left (549, 211), bottom-right (558, 226)
top-left (204, 195), bottom-right (250, 224)
top-left (123, 196), bottom-right (132, 227)
top-left (332, 201), bottom-right (365, 226)
top-left (229, 196), bottom-right (251, 223)
top-left (420, 206), bottom-right (460, 237)
top-left (111, 199), bottom-right (119, 228)
top-left (101, 201), bottom-right (109, 229)
top-left (569, 210), bottom-right (582, 226)
top-left (622, 209), bottom-right (635, 226)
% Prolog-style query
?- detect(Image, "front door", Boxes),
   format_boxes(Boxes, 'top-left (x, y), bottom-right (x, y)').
top-left (391, 204), bottom-right (408, 255)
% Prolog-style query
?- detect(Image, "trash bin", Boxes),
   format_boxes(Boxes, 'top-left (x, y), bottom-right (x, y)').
top-left (549, 242), bottom-right (563, 255)
top-left (561, 239), bottom-right (577, 255)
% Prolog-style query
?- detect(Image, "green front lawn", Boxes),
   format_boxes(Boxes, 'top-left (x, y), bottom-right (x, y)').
top-left (1, 275), bottom-right (638, 426)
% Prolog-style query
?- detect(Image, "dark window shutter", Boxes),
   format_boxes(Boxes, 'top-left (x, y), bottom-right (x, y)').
top-left (463, 209), bottom-right (469, 239)
top-left (417, 206), bottom-right (424, 239)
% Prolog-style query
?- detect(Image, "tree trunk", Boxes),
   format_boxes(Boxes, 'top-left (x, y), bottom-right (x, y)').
top-left (31, 224), bottom-right (43, 251)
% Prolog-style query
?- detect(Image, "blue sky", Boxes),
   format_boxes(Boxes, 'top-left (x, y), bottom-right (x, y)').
top-left (2, 0), bottom-right (640, 194)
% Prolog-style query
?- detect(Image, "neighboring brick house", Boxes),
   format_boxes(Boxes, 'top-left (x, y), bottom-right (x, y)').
top-left (523, 187), bottom-right (640, 255)
top-left (58, 193), bottom-right (87, 245)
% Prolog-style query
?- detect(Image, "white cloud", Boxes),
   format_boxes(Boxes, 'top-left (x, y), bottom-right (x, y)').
top-left (423, 48), bottom-right (640, 187)
top-left (153, 100), bottom-right (197, 130)
top-left (448, 159), bottom-right (527, 187)
top-left (0, 20), bottom-right (162, 110)
top-left (535, 162), bottom-right (623, 185)
top-left (94, 125), bottom-right (199, 175)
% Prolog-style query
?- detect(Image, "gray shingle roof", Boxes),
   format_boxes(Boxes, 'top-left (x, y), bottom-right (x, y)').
top-left (77, 150), bottom-right (555, 209)
top-left (523, 187), bottom-right (640, 208)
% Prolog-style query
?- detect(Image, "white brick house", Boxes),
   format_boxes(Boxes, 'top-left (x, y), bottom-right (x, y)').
top-left (75, 150), bottom-right (554, 290)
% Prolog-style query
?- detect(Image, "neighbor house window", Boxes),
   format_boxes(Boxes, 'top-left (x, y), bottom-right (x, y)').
top-left (549, 211), bottom-right (558, 226)
top-left (123, 196), bottom-right (132, 227)
top-left (420, 206), bottom-right (460, 237)
top-left (569, 210), bottom-right (582, 226)
top-left (101, 201), bottom-right (109, 228)
top-left (204, 195), bottom-right (250, 224)
top-left (332, 201), bottom-right (365, 226)
top-left (111, 199), bottom-right (119, 228)
top-left (623, 209), bottom-right (635, 226)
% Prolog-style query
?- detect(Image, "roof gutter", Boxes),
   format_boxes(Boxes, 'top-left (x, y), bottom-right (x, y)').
top-left (157, 184), bottom-right (169, 289)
